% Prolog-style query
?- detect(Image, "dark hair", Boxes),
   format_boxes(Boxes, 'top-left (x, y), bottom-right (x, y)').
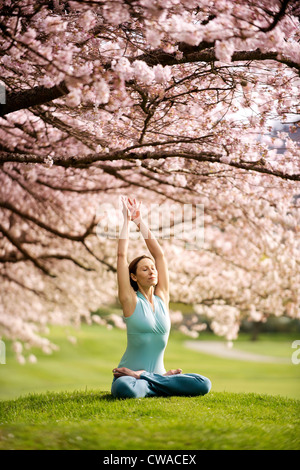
top-left (128, 255), bottom-right (154, 291)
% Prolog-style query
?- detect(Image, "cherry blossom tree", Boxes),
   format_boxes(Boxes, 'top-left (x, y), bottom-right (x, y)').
top-left (0, 0), bottom-right (299, 361)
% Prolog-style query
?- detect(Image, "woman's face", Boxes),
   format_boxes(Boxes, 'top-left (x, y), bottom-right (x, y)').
top-left (132, 258), bottom-right (157, 288)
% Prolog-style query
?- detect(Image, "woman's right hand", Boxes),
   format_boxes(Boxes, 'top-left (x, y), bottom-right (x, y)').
top-left (121, 196), bottom-right (141, 223)
top-left (121, 195), bottom-right (131, 222)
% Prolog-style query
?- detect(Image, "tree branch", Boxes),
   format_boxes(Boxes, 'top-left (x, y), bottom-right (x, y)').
top-left (135, 48), bottom-right (300, 72)
top-left (259, 0), bottom-right (290, 32)
top-left (0, 271), bottom-right (46, 296)
top-left (0, 47), bottom-right (299, 118)
top-left (81, 241), bottom-right (117, 273)
top-left (0, 200), bottom-right (97, 241)
top-left (0, 81), bottom-right (69, 117)
top-left (0, 222), bottom-right (55, 277)
top-left (1, 149), bottom-right (299, 181)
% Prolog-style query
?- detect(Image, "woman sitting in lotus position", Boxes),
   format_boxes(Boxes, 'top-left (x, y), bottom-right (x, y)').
top-left (111, 196), bottom-right (211, 399)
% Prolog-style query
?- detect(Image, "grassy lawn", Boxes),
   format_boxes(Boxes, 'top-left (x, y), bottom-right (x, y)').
top-left (0, 390), bottom-right (299, 450)
top-left (0, 325), bottom-right (299, 450)
top-left (0, 325), bottom-right (299, 400)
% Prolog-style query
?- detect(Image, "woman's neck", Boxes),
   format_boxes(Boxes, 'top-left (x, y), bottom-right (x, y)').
top-left (138, 286), bottom-right (154, 302)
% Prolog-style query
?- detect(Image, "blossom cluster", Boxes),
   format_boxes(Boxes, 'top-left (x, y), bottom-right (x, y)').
top-left (0, 0), bottom-right (299, 358)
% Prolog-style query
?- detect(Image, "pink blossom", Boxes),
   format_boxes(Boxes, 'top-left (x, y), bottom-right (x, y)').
top-left (39, 75), bottom-right (54, 88)
top-left (28, 354), bottom-right (37, 364)
top-left (77, 10), bottom-right (97, 30)
top-left (215, 40), bottom-right (235, 62)
top-left (17, 355), bottom-right (26, 365)
top-left (55, 50), bottom-right (74, 66)
top-left (103, 2), bottom-right (130, 25)
top-left (112, 57), bottom-right (134, 81)
top-left (20, 28), bottom-right (37, 45)
top-left (12, 341), bottom-right (23, 355)
top-left (44, 16), bottom-right (67, 33)
top-left (65, 88), bottom-right (82, 107)
top-left (166, 15), bottom-right (204, 45)
top-left (0, 0), bottom-right (299, 357)
top-left (220, 155), bottom-right (232, 164)
top-left (133, 60), bottom-right (155, 84)
top-left (146, 29), bottom-right (162, 48)
top-left (153, 64), bottom-right (172, 84)
top-left (94, 79), bottom-right (110, 104)
top-left (43, 156), bottom-right (54, 168)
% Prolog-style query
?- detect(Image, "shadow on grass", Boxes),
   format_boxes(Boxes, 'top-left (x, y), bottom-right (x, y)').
top-left (0, 390), bottom-right (115, 408)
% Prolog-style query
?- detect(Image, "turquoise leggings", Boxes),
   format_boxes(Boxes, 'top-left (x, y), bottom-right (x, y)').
top-left (111, 372), bottom-right (211, 399)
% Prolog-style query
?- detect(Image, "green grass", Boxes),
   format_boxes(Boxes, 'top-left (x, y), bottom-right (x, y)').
top-left (0, 325), bottom-right (299, 450)
top-left (0, 390), bottom-right (299, 450)
top-left (0, 326), bottom-right (299, 400)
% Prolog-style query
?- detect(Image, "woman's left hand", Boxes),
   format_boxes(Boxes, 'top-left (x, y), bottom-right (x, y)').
top-left (127, 197), bottom-right (142, 223)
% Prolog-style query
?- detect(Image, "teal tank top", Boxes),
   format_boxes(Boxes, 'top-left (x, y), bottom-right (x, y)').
top-left (118, 290), bottom-right (171, 375)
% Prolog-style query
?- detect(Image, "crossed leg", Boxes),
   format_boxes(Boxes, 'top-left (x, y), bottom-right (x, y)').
top-left (111, 368), bottom-right (211, 399)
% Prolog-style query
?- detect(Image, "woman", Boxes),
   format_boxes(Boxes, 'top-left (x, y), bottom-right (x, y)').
top-left (111, 196), bottom-right (211, 399)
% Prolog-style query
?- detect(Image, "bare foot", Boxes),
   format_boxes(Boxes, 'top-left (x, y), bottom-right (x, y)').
top-left (112, 367), bottom-right (145, 379)
top-left (163, 369), bottom-right (183, 376)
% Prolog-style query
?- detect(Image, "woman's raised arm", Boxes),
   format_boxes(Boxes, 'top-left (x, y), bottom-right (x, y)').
top-left (130, 198), bottom-right (169, 305)
top-left (117, 197), bottom-right (136, 308)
